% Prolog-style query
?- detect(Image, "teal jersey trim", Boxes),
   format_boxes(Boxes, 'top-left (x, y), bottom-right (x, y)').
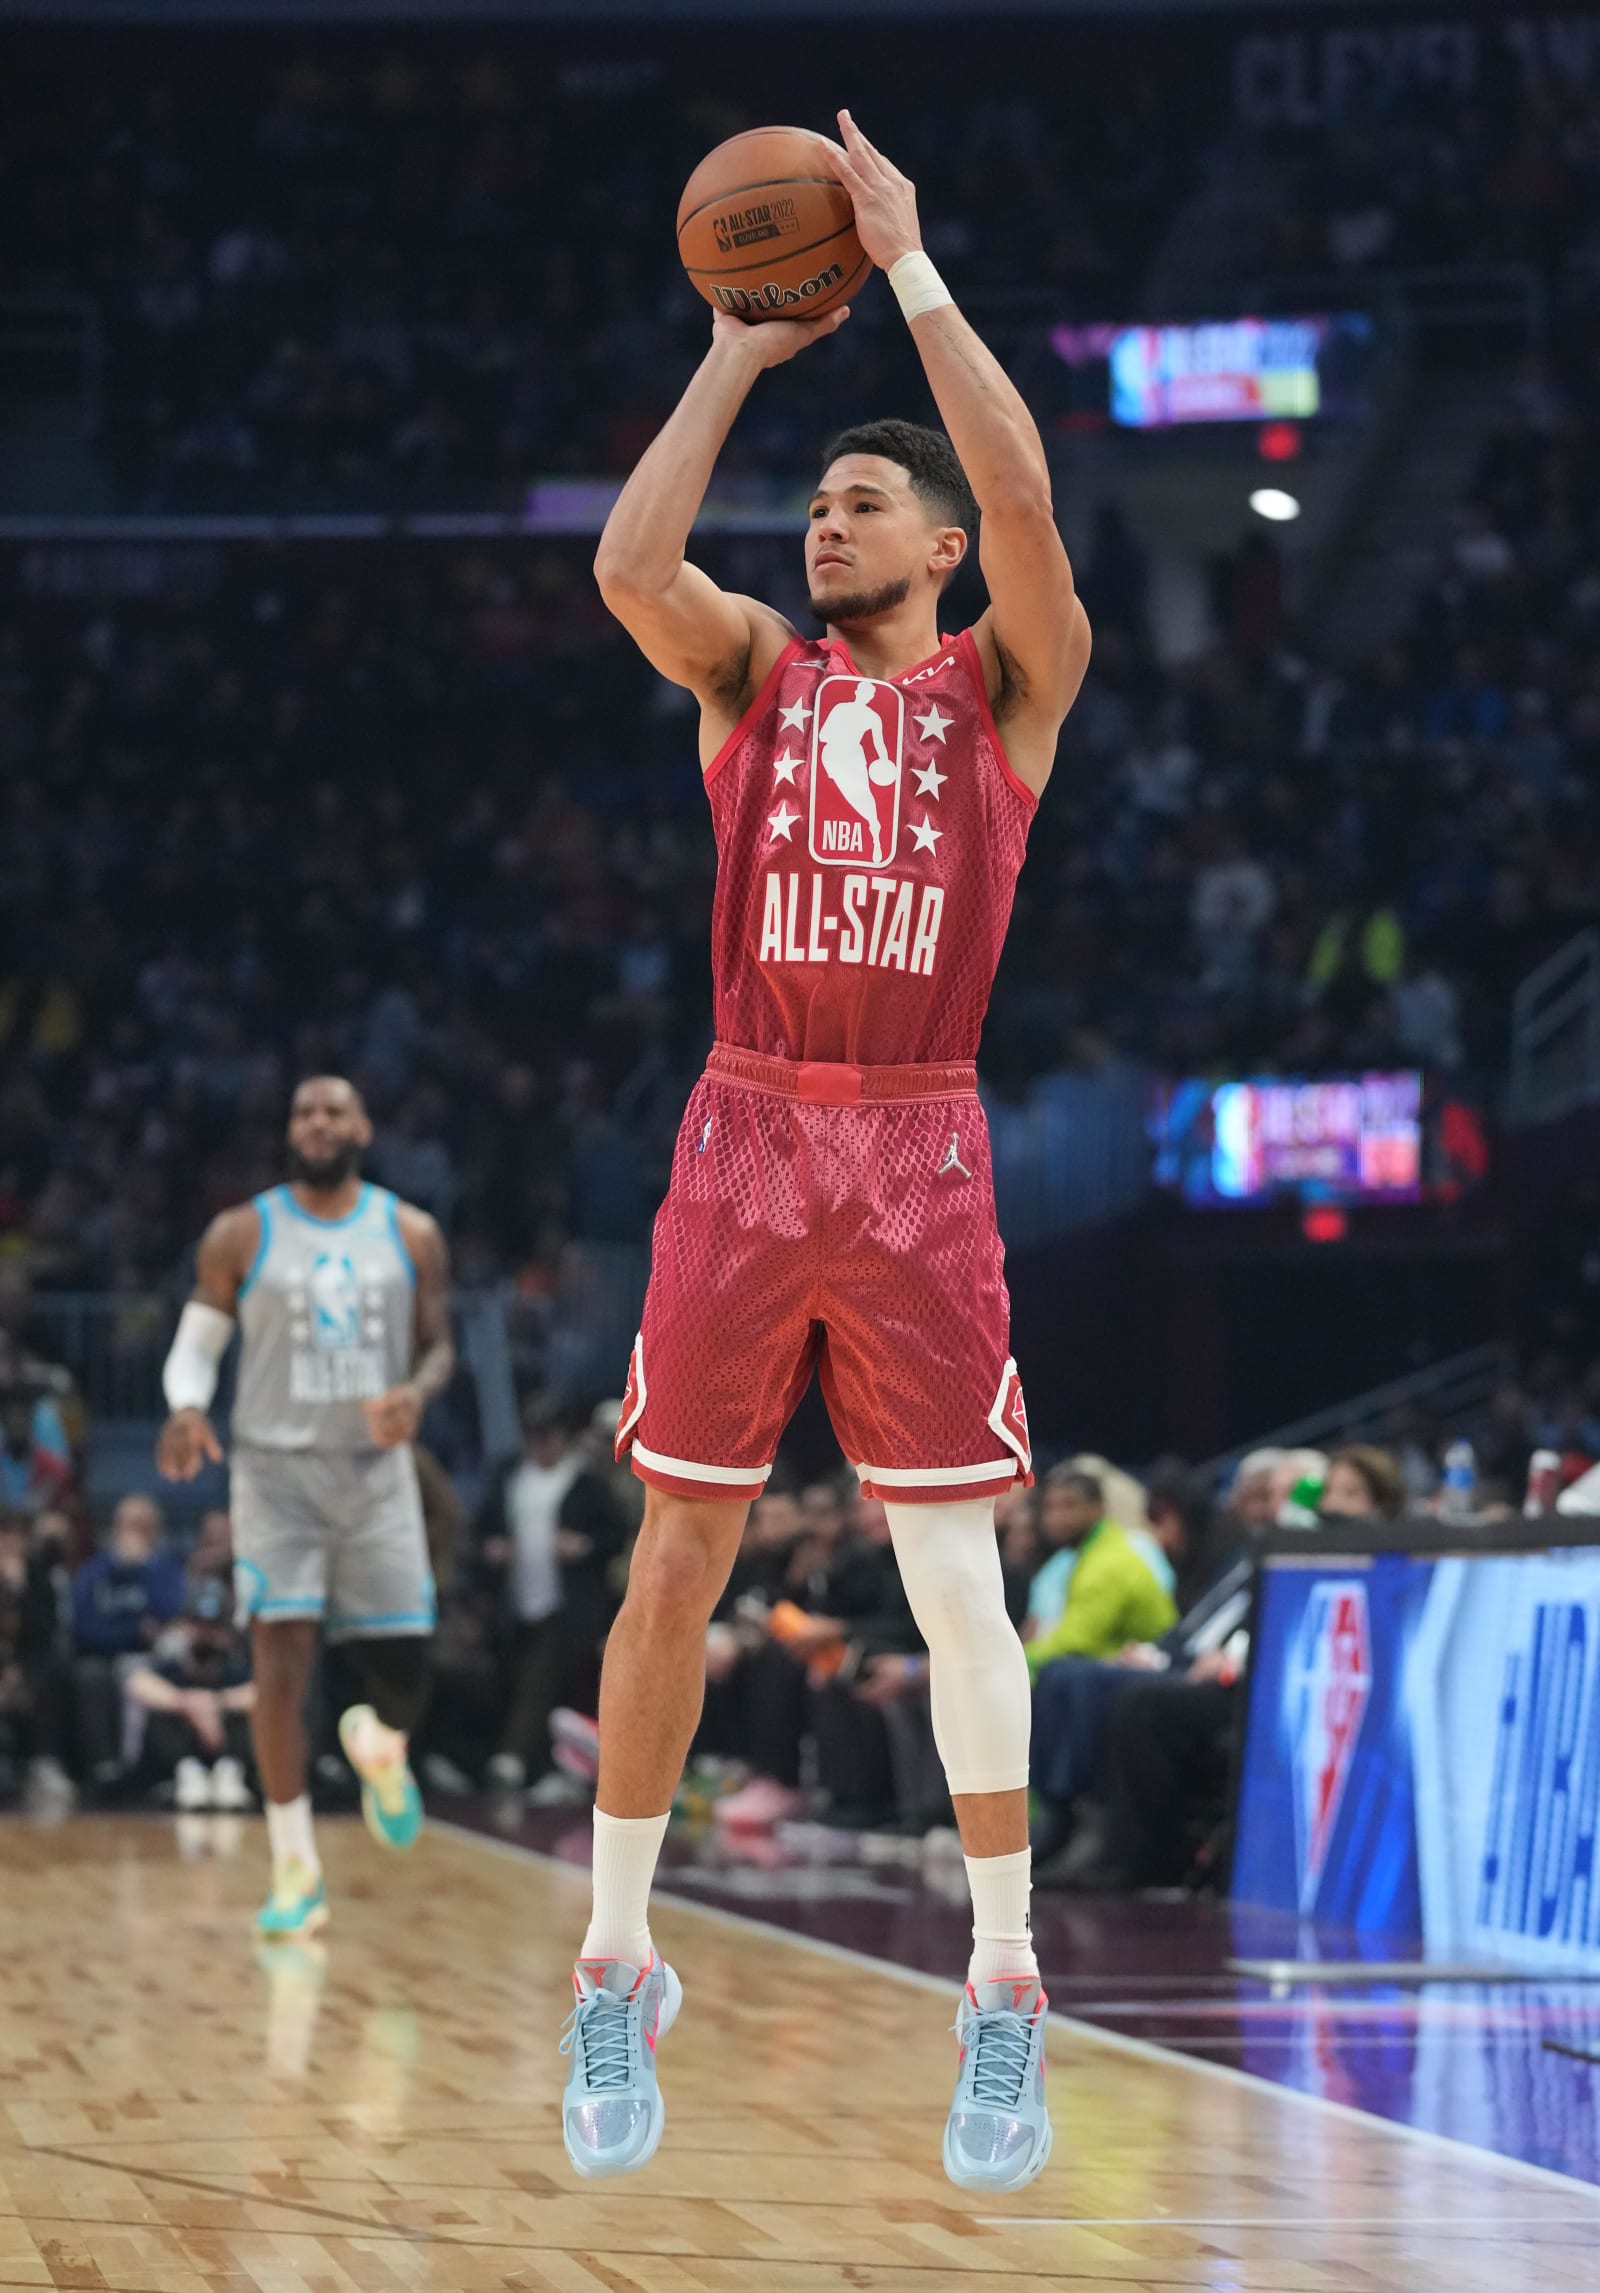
top-left (239, 1193), bottom-right (275, 1299)
top-left (382, 1191), bottom-right (417, 1286)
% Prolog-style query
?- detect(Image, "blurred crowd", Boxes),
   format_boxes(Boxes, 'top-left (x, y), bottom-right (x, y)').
top-left (2, 28), bottom-right (1197, 510)
top-left (0, 1388), bottom-right (1518, 1905)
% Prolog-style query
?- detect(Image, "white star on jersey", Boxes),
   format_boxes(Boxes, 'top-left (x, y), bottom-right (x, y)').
top-left (771, 749), bottom-right (803, 786)
top-left (913, 758), bottom-right (947, 800)
top-left (768, 800), bottom-right (800, 843)
top-left (778, 699), bottom-right (813, 733)
top-left (914, 703), bottom-right (952, 745)
top-left (909, 814), bottom-right (943, 854)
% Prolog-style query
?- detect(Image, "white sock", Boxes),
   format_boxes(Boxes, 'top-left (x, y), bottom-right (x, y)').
top-left (965, 1847), bottom-right (1038, 1988)
top-left (581, 1808), bottom-right (670, 1968)
top-left (347, 1706), bottom-right (406, 1771)
top-left (266, 1793), bottom-right (320, 1879)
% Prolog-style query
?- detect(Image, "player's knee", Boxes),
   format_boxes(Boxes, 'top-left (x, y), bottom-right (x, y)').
top-left (885, 1499), bottom-right (1012, 1651)
top-left (624, 1514), bottom-right (728, 1630)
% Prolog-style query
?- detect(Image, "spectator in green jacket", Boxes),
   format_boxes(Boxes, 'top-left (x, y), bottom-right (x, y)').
top-left (1022, 1469), bottom-right (1177, 1677)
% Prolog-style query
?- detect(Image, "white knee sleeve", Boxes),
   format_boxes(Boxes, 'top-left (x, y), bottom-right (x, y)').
top-left (884, 1499), bottom-right (1031, 1797)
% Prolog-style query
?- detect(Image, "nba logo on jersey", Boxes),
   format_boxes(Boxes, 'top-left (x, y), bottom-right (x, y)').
top-left (308, 1252), bottom-right (362, 1351)
top-left (1287, 1581), bottom-right (1372, 1913)
top-left (809, 675), bottom-right (903, 868)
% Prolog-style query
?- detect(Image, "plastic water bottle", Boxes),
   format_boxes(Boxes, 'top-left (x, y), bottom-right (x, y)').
top-left (1440, 1438), bottom-right (1477, 1521)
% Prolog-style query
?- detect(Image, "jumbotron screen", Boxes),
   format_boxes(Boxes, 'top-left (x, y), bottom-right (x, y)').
top-left (1106, 313), bottom-right (1374, 429)
top-left (1150, 1073), bottom-right (1423, 1208)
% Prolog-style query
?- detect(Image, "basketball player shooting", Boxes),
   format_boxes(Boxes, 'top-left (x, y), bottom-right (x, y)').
top-left (156, 1077), bottom-right (453, 1939)
top-left (563, 112), bottom-right (1091, 2191)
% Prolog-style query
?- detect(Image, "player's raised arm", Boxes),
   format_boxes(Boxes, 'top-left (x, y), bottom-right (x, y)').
top-left (594, 307), bottom-right (848, 743)
top-left (156, 1204), bottom-right (253, 1480)
top-left (830, 111), bottom-right (1091, 794)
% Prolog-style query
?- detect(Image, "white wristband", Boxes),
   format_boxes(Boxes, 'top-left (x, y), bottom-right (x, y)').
top-left (162, 1300), bottom-right (234, 1415)
top-left (888, 250), bottom-right (954, 324)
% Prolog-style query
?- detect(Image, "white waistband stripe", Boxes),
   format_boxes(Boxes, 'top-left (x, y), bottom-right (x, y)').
top-left (631, 1442), bottom-right (774, 1487)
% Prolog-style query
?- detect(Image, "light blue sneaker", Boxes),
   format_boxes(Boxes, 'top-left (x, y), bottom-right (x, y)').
top-left (338, 1704), bottom-right (423, 1851)
top-left (560, 1954), bottom-right (683, 2178)
top-left (253, 1859), bottom-right (330, 1940)
top-left (943, 1973), bottom-right (1053, 2193)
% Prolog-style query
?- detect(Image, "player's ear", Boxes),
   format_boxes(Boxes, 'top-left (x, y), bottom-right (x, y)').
top-left (930, 525), bottom-right (966, 580)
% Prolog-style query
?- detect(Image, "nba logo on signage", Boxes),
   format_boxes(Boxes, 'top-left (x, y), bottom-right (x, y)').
top-left (1286, 1580), bottom-right (1372, 1913)
top-left (809, 675), bottom-right (903, 868)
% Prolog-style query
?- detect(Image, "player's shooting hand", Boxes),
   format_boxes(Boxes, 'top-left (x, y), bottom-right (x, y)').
top-left (829, 111), bottom-right (921, 271)
top-left (710, 305), bottom-right (850, 368)
top-left (157, 1408), bottom-right (224, 1482)
top-left (363, 1383), bottom-right (424, 1447)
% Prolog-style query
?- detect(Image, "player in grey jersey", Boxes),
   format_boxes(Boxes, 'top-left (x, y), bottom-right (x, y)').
top-left (157, 1076), bottom-right (453, 1937)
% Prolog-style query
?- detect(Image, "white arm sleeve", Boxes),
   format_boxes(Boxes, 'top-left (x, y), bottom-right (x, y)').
top-left (161, 1301), bottom-right (235, 1415)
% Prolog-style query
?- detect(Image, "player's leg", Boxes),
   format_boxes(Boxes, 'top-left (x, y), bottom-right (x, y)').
top-left (819, 1094), bottom-right (1048, 2191)
top-left (561, 1486), bottom-right (747, 2180)
top-left (563, 1070), bottom-right (812, 2179)
top-left (328, 1449), bottom-right (434, 1852)
top-left (250, 1616), bottom-right (329, 1937)
top-left (231, 1447), bottom-right (331, 1938)
top-left (588, 1485), bottom-right (750, 1935)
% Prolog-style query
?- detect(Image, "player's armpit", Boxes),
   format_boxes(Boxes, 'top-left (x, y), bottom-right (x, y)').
top-left (595, 556), bottom-right (791, 704)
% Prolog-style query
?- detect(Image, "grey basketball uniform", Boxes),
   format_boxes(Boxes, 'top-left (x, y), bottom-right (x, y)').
top-left (229, 1183), bottom-right (435, 1640)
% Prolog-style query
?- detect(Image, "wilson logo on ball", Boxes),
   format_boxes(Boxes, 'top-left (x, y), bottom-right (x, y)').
top-left (711, 261), bottom-right (847, 317)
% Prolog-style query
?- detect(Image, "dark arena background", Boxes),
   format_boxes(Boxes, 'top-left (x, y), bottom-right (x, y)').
top-left (4, 0), bottom-right (1600, 2284)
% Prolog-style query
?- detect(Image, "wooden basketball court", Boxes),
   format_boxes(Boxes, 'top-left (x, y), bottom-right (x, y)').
top-left (2, 1815), bottom-right (1595, 2291)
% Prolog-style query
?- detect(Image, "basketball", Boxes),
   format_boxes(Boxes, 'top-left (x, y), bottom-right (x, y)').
top-left (677, 126), bottom-right (866, 323)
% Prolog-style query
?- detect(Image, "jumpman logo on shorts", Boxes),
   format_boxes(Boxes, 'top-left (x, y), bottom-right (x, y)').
top-left (937, 1131), bottom-right (973, 1180)
top-left (699, 1115), bottom-right (713, 1154)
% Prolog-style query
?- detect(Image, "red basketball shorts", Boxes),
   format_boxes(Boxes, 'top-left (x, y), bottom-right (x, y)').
top-left (615, 1044), bottom-right (1032, 1506)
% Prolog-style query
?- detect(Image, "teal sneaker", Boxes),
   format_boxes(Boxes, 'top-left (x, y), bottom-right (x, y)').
top-left (560, 1954), bottom-right (682, 2178)
top-left (339, 1704), bottom-right (423, 1851)
top-left (943, 1973), bottom-right (1053, 2193)
top-left (254, 1858), bottom-right (330, 1940)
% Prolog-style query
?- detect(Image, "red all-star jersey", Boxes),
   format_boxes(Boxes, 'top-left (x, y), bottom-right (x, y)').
top-left (704, 629), bottom-right (1037, 1065)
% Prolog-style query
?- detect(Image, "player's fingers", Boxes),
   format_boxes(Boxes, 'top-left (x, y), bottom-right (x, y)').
top-left (838, 109), bottom-right (887, 173)
top-left (201, 1423), bottom-right (223, 1461)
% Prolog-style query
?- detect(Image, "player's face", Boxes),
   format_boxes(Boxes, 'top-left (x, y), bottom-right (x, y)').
top-left (806, 455), bottom-right (962, 624)
top-left (286, 1079), bottom-right (372, 1189)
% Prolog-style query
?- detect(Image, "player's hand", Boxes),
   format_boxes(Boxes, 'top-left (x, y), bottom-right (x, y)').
top-left (363, 1383), bottom-right (424, 1447)
top-left (710, 304), bottom-right (849, 368)
top-left (157, 1408), bottom-right (224, 1481)
top-left (829, 111), bottom-right (922, 272)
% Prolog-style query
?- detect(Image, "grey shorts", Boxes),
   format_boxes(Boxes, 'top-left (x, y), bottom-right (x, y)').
top-left (230, 1443), bottom-right (435, 1642)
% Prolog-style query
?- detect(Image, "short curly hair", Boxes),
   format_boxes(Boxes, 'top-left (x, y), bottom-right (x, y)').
top-left (820, 418), bottom-right (979, 542)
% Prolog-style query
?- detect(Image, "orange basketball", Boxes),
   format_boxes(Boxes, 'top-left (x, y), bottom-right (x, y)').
top-left (677, 126), bottom-right (866, 323)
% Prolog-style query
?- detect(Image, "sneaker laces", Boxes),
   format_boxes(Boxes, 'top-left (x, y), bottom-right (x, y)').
top-left (955, 2007), bottom-right (1034, 2110)
top-left (559, 1991), bottom-right (635, 2090)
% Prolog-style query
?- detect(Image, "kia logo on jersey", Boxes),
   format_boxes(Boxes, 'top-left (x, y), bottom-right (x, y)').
top-left (809, 675), bottom-right (903, 868)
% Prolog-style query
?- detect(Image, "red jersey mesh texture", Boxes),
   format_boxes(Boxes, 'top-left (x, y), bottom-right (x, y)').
top-left (706, 629), bottom-right (1034, 1066)
top-left (627, 1073), bottom-right (1021, 1481)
